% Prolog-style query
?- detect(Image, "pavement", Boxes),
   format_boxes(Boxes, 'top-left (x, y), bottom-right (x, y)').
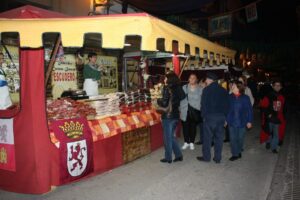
top-left (267, 108), bottom-right (300, 200)
top-left (0, 110), bottom-right (279, 200)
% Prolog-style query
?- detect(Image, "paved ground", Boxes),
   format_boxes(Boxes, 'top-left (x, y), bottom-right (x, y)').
top-left (0, 110), bottom-right (278, 200)
top-left (267, 108), bottom-right (300, 200)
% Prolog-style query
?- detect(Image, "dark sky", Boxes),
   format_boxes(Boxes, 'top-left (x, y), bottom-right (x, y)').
top-left (122, 0), bottom-right (299, 42)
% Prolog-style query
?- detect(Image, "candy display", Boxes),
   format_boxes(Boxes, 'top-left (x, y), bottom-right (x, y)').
top-left (119, 89), bottom-right (152, 114)
top-left (150, 83), bottom-right (163, 100)
top-left (46, 98), bottom-right (96, 120)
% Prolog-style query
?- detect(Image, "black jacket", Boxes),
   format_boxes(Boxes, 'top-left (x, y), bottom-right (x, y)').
top-left (157, 84), bottom-right (186, 119)
top-left (201, 82), bottom-right (229, 118)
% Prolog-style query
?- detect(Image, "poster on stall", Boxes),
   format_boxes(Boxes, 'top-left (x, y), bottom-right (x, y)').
top-left (1, 45), bottom-right (20, 104)
top-left (84, 55), bottom-right (118, 94)
top-left (0, 119), bottom-right (16, 171)
top-left (52, 54), bottom-right (78, 99)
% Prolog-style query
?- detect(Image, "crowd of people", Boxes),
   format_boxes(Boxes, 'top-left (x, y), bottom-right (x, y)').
top-left (156, 71), bottom-right (286, 164)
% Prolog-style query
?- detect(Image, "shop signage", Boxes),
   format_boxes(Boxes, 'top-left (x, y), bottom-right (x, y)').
top-left (52, 54), bottom-right (78, 99)
top-left (0, 118), bottom-right (16, 171)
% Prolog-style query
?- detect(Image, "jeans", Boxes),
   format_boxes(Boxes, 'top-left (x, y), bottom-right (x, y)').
top-left (228, 126), bottom-right (246, 157)
top-left (267, 123), bottom-right (279, 150)
top-left (202, 114), bottom-right (226, 161)
top-left (162, 119), bottom-right (183, 161)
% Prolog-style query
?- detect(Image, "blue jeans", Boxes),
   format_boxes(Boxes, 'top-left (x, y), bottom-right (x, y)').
top-left (268, 123), bottom-right (279, 150)
top-left (202, 114), bottom-right (226, 162)
top-left (228, 126), bottom-right (246, 157)
top-left (162, 119), bottom-right (182, 161)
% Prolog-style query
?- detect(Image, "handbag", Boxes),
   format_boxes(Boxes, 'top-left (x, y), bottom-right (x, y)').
top-left (188, 104), bottom-right (202, 123)
top-left (185, 85), bottom-right (202, 123)
top-left (154, 90), bottom-right (172, 115)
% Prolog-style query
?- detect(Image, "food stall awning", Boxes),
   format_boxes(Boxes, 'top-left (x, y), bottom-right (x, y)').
top-left (0, 13), bottom-right (236, 60)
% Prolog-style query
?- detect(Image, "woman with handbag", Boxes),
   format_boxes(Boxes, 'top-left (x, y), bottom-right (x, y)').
top-left (180, 74), bottom-right (203, 150)
top-left (157, 72), bottom-right (186, 163)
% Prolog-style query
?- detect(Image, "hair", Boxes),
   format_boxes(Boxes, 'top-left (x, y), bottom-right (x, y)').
top-left (272, 79), bottom-right (282, 86)
top-left (88, 52), bottom-right (97, 58)
top-left (189, 73), bottom-right (198, 79)
top-left (239, 75), bottom-right (248, 86)
top-left (233, 80), bottom-right (245, 94)
top-left (165, 71), bottom-right (181, 87)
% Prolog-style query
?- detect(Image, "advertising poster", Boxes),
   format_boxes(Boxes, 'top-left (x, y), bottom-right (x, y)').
top-left (52, 55), bottom-right (78, 99)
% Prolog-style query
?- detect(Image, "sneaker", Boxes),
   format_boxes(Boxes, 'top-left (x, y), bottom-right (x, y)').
top-left (182, 143), bottom-right (189, 150)
top-left (190, 143), bottom-right (195, 150)
top-left (266, 143), bottom-right (271, 150)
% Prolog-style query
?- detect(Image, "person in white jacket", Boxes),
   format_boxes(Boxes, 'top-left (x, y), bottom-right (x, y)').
top-left (239, 76), bottom-right (254, 106)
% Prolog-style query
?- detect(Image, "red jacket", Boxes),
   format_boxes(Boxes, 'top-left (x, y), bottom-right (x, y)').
top-left (259, 91), bottom-right (286, 143)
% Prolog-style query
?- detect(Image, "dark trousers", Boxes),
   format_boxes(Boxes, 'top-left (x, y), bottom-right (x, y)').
top-left (202, 114), bottom-right (226, 162)
top-left (182, 115), bottom-right (197, 143)
top-left (225, 126), bottom-right (230, 141)
top-left (198, 122), bottom-right (204, 143)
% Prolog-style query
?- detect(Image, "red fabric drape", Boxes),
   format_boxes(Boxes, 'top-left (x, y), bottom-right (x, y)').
top-left (0, 49), bottom-right (53, 194)
top-left (172, 55), bottom-right (180, 75)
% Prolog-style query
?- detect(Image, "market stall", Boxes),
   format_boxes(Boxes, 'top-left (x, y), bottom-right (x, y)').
top-left (0, 5), bottom-right (236, 194)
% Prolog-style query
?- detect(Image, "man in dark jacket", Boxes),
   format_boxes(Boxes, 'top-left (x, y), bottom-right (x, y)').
top-left (197, 72), bottom-right (229, 163)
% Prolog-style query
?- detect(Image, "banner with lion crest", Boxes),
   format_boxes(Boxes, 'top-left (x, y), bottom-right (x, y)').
top-left (50, 118), bottom-right (93, 184)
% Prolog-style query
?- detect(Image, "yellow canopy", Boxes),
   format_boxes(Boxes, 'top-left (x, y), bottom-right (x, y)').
top-left (0, 13), bottom-right (236, 60)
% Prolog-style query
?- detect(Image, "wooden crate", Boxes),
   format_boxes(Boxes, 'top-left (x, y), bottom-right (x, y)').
top-left (122, 126), bottom-right (151, 163)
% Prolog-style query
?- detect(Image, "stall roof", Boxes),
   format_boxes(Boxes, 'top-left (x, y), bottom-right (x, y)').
top-left (0, 8), bottom-right (236, 60)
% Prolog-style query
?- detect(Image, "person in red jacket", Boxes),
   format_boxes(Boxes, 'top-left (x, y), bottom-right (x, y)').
top-left (260, 80), bottom-right (286, 153)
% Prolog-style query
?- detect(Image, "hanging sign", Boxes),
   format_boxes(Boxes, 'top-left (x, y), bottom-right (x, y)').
top-left (209, 14), bottom-right (232, 37)
top-left (0, 119), bottom-right (16, 171)
top-left (246, 3), bottom-right (258, 23)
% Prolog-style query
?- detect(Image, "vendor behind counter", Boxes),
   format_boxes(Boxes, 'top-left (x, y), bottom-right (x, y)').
top-left (83, 52), bottom-right (102, 96)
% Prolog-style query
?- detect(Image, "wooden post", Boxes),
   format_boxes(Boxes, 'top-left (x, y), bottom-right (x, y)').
top-left (179, 56), bottom-right (190, 78)
top-left (45, 35), bottom-right (61, 87)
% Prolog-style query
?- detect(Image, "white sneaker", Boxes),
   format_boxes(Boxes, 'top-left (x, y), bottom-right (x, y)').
top-left (182, 143), bottom-right (189, 150)
top-left (190, 143), bottom-right (195, 150)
